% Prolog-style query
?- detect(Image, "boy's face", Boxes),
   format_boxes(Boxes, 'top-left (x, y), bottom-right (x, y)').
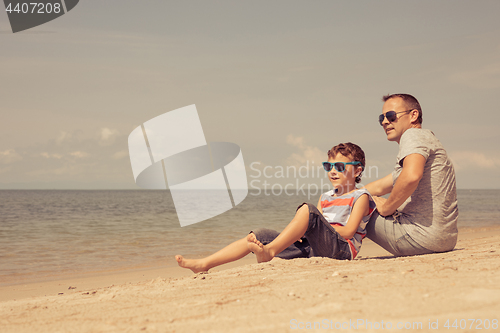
top-left (326, 153), bottom-right (361, 193)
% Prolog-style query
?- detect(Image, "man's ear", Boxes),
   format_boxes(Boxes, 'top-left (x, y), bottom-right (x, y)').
top-left (409, 109), bottom-right (419, 124)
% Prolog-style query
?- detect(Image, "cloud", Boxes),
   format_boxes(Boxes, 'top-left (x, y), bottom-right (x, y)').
top-left (449, 151), bottom-right (500, 171)
top-left (40, 152), bottom-right (63, 159)
top-left (288, 66), bottom-right (314, 73)
top-left (0, 149), bottom-right (23, 164)
top-left (285, 134), bottom-right (325, 167)
top-left (449, 62), bottom-right (500, 89)
top-left (70, 151), bottom-right (90, 159)
top-left (99, 128), bottom-right (120, 146)
top-left (112, 150), bottom-right (129, 159)
top-left (56, 131), bottom-right (72, 145)
top-left (0, 166), bottom-right (11, 174)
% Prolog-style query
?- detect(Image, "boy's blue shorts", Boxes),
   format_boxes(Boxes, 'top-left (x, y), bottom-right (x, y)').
top-left (251, 203), bottom-right (352, 260)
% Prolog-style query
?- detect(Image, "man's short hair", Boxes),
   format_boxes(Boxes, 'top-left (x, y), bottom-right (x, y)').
top-left (382, 93), bottom-right (423, 124)
top-left (327, 142), bottom-right (365, 183)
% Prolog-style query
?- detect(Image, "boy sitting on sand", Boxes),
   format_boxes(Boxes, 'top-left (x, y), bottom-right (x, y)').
top-left (176, 142), bottom-right (376, 273)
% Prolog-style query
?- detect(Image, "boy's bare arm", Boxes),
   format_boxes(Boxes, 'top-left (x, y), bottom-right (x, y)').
top-left (332, 194), bottom-right (370, 240)
top-left (364, 173), bottom-right (393, 197)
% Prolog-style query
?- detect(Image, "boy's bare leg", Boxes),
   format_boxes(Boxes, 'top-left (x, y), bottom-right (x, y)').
top-left (247, 205), bottom-right (309, 263)
top-left (175, 237), bottom-right (251, 273)
top-left (177, 205), bottom-right (310, 271)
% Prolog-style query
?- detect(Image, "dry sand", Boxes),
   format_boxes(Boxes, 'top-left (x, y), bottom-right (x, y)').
top-left (1, 227), bottom-right (499, 332)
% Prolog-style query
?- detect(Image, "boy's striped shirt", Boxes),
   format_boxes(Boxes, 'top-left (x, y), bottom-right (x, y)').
top-left (320, 188), bottom-right (376, 259)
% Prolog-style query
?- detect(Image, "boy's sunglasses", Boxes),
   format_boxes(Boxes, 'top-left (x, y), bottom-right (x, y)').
top-left (323, 161), bottom-right (363, 173)
top-left (378, 110), bottom-right (413, 126)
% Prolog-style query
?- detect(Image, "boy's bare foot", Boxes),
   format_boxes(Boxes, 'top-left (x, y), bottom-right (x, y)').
top-left (246, 233), bottom-right (274, 263)
top-left (175, 255), bottom-right (208, 273)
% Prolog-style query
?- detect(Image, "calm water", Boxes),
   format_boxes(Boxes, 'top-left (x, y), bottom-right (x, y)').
top-left (0, 189), bottom-right (498, 285)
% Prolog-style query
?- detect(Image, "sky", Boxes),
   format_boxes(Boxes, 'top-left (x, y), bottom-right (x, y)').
top-left (1, 0), bottom-right (500, 190)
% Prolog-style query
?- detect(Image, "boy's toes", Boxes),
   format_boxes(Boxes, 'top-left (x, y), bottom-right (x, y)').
top-left (247, 240), bottom-right (262, 254)
top-left (247, 232), bottom-right (258, 243)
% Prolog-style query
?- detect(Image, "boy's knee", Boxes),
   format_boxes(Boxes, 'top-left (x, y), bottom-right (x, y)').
top-left (297, 203), bottom-right (311, 215)
top-left (250, 228), bottom-right (280, 244)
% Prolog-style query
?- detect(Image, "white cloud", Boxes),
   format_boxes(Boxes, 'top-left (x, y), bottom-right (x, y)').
top-left (285, 134), bottom-right (326, 167)
top-left (0, 149), bottom-right (23, 164)
top-left (112, 151), bottom-right (129, 159)
top-left (100, 128), bottom-right (119, 146)
top-left (288, 66), bottom-right (314, 73)
top-left (56, 131), bottom-right (72, 145)
top-left (40, 152), bottom-right (63, 159)
top-left (449, 151), bottom-right (500, 171)
top-left (449, 63), bottom-right (500, 89)
top-left (0, 166), bottom-right (12, 174)
top-left (70, 151), bottom-right (90, 159)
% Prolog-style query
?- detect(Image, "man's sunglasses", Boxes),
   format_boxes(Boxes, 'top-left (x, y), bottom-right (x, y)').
top-left (323, 161), bottom-right (363, 173)
top-left (378, 109), bottom-right (414, 126)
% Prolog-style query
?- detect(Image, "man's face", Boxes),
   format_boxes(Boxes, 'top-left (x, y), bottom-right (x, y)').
top-left (380, 97), bottom-right (414, 143)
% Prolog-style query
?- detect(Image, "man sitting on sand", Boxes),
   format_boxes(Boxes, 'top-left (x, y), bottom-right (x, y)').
top-left (176, 142), bottom-right (376, 273)
top-left (365, 93), bottom-right (458, 256)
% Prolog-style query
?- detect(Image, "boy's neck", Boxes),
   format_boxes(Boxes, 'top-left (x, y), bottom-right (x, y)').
top-left (334, 186), bottom-right (357, 196)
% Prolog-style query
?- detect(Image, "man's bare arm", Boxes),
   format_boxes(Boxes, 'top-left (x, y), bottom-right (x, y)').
top-left (375, 153), bottom-right (425, 217)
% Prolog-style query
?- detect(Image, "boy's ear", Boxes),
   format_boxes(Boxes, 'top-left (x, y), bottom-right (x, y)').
top-left (354, 166), bottom-right (363, 177)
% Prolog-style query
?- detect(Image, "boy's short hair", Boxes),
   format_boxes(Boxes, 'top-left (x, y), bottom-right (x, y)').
top-left (327, 142), bottom-right (365, 183)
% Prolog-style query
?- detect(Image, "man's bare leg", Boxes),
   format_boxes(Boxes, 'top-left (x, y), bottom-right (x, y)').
top-left (247, 205), bottom-right (310, 262)
top-left (175, 237), bottom-right (251, 273)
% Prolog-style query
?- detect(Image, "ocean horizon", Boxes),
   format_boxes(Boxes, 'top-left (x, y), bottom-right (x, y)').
top-left (1, 189), bottom-right (499, 286)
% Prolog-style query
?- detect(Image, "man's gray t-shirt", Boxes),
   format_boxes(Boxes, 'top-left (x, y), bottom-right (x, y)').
top-left (392, 128), bottom-right (458, 252)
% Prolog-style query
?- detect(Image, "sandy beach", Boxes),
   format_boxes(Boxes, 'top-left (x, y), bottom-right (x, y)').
top-left (1, 226), bottom-right (499, 332)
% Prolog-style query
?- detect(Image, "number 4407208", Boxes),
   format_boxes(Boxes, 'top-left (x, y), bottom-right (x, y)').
top-left (444, 319), bottom-right (498, 330)
top-left (5, 2), bottom-right (62, 14)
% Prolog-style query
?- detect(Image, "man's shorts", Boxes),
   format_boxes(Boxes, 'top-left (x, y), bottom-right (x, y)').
top-left (366, 211), bottom-right (435, 256)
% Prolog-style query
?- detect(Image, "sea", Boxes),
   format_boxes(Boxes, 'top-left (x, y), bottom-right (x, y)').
top-left (1, 189), bottom-right (499, 286)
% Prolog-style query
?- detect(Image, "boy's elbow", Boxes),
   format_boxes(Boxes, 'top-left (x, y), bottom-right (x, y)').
top-left (340, 230), bottom-right (356, 240)
top-left (345, 232), bottom-right (356, 240)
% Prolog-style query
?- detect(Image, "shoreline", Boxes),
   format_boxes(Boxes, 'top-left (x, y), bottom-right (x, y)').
top-left (2, 225), bottom-right (499, 303)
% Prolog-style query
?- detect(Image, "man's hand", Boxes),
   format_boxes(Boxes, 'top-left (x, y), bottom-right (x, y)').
top-left (372, 196), bottom-right (393, 217)
top-left (378, 153), bottom-right (425, 216)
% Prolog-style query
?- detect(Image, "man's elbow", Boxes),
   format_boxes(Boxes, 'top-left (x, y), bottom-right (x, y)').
top-left (404, 171), bottom-right (423, 187)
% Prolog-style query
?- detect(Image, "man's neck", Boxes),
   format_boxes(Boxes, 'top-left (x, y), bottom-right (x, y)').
top-left (397, 123), bottom-right (422, 144)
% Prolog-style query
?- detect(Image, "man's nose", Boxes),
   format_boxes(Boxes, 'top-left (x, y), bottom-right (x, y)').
top-left (381, 114), bottom-right (389, 125)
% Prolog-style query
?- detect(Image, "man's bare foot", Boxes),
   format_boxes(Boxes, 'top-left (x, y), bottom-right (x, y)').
top-left (246, 233), bottom-right (274, 263)
top-left (175, 255), bottom-right (208, 273)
